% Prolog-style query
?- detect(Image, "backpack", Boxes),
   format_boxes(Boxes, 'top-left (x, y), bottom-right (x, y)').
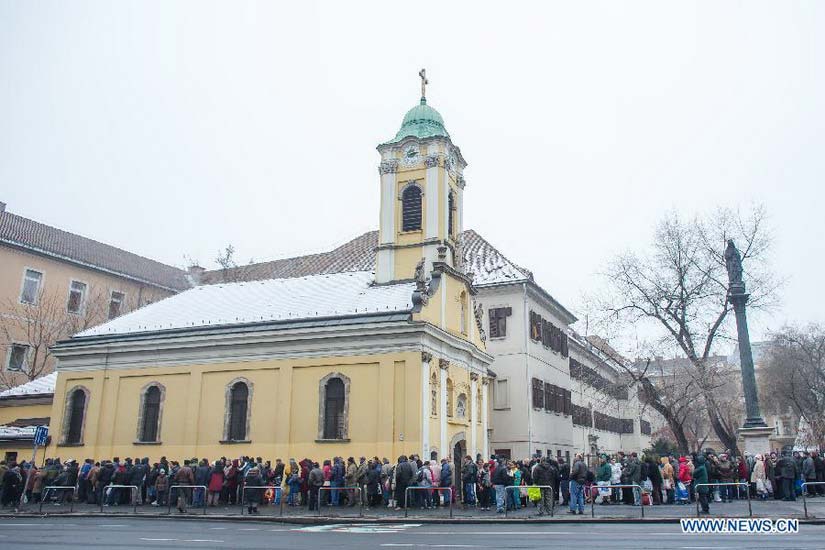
top-left (416, 468), bottom-right (424, 483)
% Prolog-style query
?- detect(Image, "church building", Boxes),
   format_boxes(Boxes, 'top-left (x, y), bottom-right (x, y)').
top-left (48, 78), bottom-right (494, 463)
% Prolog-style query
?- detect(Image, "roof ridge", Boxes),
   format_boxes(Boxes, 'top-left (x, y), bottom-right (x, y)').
top-left (0, 210), bottom-right (189, 290)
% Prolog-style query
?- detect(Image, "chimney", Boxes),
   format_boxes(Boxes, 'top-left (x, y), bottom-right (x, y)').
top-left (187, 265), bottom-right (206, 286)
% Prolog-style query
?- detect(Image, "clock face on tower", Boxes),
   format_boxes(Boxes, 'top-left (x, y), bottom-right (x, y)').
top-left (401, 145), bottom-right (420, 167)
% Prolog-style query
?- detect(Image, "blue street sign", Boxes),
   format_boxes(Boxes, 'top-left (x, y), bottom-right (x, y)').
top-left (34, 425), bottom-right (48, 446)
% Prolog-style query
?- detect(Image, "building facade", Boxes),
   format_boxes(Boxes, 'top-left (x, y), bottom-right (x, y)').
top-left (46, 86), bottom-right (494, 465)
top-left (464, 235), bottom-right (652, 461)
top-left (0, 202), bottom-right (191, 389)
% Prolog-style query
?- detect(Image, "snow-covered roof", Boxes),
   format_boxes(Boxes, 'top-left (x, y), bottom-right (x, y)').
top-left (201, 230), bottom-right (535, 288)
top-left (0, 372), bottom-right (57, 399)
top-left (0, 425), bottom-right (37, 440)
top-left (460, 230), bottom-right (533, 286)
top-left (76, 270), bottom-right (416, 338)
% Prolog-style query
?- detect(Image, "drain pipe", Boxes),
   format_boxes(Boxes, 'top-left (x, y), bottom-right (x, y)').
top-left (523, 282), bottom-right (532, 456)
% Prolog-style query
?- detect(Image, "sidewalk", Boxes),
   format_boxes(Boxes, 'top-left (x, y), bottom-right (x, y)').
top-left (8, 497), bottom-right (825, 522)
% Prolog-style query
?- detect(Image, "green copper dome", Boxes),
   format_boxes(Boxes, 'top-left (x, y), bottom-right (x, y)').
top-left (386, 98), bottom-right (450, 144)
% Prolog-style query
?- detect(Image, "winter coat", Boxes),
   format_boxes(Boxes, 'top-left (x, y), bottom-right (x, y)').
top-left (570, 459), bottom-right (587, 484)
top-left (155, 474), bottom-right (169, 492)
top-left (491, 463), bottom-right (512, 486)
top-left (717, 459), bottom-right (734, 482)
top-left (440, 463), bottom-right (452, 486)
top-left (610, 463), bottom-right (622, 484)
top-left (596, 463), bottom-right (612, 482)
top-left (693, 457), bottom-right (709, 493)
top-left (661, 458), bottom-right (674, 483)
top-left (208, 469), bottom-right (224, 492)
top-left (802, 457), bottom-right (816, 480)
top-left (461, 461), bottom-right (478, 484)
top-left (678, 460), bottom-right (692, 483)
top-left (751, 459), bottom-right (766, 483)
top-left (532, 462), bottom-right (557, 487)
top-left (395, 461), bottom-right (415, 485)
top-left (778, 457), bottom-right (798, 480)
top-left (308, 467), bottom-right (325, 488)
top-left (345, 462), bottom-right (358, 486)
top-left (244, 474), bottom-right (265, 504)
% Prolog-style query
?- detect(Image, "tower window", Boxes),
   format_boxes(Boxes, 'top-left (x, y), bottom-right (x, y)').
top-left (448, 191), bottom-right (456, 237)
top-left (62, 386), bottom-right (89, 445)
top-left (223, 377), bottom-right (253, 442)
top-left (401, 185), bottom-right (422, 231)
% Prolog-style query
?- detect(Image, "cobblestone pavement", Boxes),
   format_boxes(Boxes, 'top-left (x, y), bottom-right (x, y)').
top-left (10, 496), bottom-right (825, 520)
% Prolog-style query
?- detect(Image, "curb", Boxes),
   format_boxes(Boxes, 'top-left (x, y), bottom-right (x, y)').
top-left (1, 513), bottom-right (822, 525)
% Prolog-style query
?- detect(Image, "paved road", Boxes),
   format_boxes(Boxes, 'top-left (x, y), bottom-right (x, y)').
top-left (0, 517), bottom-right (822, 549)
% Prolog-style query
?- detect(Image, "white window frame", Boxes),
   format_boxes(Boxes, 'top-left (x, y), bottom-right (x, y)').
top-left (6, 343), bottom-right (29, 372)
top-left (108, 290), bottom-right (126, 320)
top-left (66, 279), bottom-right (88, 315)
top-left (19, 268), bottom-right (44, 305)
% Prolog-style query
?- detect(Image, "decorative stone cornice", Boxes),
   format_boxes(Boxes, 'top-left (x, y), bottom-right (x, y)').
top-left (421, 351), bottom-right (433, 363)
top-left (470, 373), bottom-right (479, 382)
top-left (378, 159), bottom-right (399, 175)
top-left (424, 154), bottom-right (440, 168)
top-left (481, 376), bottom-right (491, 386)
top-left (439, 358), bottom-right (450, 370)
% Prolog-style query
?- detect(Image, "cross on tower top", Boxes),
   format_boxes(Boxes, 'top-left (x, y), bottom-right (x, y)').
top-left (419, 68), bottom-right (428, 102)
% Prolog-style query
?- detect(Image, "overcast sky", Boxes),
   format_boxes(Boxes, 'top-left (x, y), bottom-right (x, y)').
top-left (2, 1), bottom-right (823, 349)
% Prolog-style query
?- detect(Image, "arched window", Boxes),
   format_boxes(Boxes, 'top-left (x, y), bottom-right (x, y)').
top-left (324, 378), bottom-right (345, 439)
top-left (448, 190), bottom-right (456, 237)
top-left (223, 378), bottom-right (253, 442)
top-left (229, 382), bottom-right (249, 440)
top-left (318, 373), bottom-right (351, 440)
top-left (138, 384), bottom-right (164, 442)
top-left (62, 386), bottom-right (89, 445)
top-left (456, 393), bottom-right (467, 419)
top-left (401, 185), bottom-right (422, 231)
top-left (446, 378), bottom-right (454, 417)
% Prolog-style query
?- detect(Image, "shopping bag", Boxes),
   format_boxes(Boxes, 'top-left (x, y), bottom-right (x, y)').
top-left (527, 487), bottom-right (542, 502)
top-left (642, 492), bottom-right (651, 506)
top-left (676, 481), bottom-right (689, 501)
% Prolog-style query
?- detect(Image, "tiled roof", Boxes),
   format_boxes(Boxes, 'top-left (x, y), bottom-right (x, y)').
top-left (76, 270), bottom-right (416, 337)
top-left (202, 230), bottom-right (533, 287)
top-left (201, 232), bottom-right (377, 284)
top-left (459, 230), bottom-right (533, 285)
top-left (0, 372), bottom-right (57, 399)
top-left (0, 210), bottom-right (190, 291)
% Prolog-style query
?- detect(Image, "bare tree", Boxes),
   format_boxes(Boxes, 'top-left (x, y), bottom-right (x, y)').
top-left (214, 244), bottom-right (256, 283)
top-left (592, 205), bottom-right (777, 455)
top-left (761, 324), bottom-right (825, 448)
top-left (0, 285), bottom-right (129, 389)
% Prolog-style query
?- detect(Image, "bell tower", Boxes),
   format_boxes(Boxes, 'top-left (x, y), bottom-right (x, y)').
top-left (375, 70), bottom-right (468, 284)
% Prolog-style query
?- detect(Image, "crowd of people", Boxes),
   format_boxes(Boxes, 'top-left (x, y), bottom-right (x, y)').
top-left (1, 449), bottom-right (823, 516)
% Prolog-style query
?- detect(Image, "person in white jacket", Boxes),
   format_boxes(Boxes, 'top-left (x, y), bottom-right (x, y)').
top-left (610, 458), bottom-right (623, 503)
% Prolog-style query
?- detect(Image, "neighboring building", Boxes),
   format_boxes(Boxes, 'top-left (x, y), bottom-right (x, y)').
top-left (0, 202), bottom-right (192, 389)
top-left (47, 84), bottom-right (493, 465)
top-left (464, 233), bottom-right (652, 461)
top-left (0, 372), bottom-right (56, 463)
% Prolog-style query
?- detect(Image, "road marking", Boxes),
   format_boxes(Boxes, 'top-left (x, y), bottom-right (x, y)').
top-left (140, 538), bottom-right (177, 542)
top-left (209, 527), bottom-right (228, 530)
top-left (98, 524), bottom-right (127, 527)
top-left (184, 540), bottom-right (225, 543)
top-left (239, 527), bottom-right (260, 530)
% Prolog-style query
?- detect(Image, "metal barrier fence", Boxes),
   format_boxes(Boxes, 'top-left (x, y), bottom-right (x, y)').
top-left (802, 481), bottom-right (825, 519)
top-left (39, 486), bottom-right (76, 513)
top-left (101, 485), bottom-right (139, 514)
top-left (241, 485), bottom-right (282, 515)
top-left (589, 484), bottom-right (645, 518)
top-left (404, 486), bottom-right (453, 518)
top-left (693, 482), bottom-right (751, 517)
top-left (504, 485), bottom-right (554, 517)
top-left (318, 486), bottom-right (365, 517)
top-left (167, 485), bottom-right (207, 515)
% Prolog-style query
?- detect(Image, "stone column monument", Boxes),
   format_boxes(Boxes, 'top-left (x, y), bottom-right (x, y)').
top-left (725, 239), bottom-right (774, 455)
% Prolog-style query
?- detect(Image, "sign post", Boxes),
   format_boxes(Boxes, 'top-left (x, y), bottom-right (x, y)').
top-left (19, 426), bottom-right (48, 508)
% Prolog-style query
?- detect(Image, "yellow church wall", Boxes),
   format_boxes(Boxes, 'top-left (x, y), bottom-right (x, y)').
top-left (0, 401), bottom-right (52, 426)
top-left (393, 246), bottom-right (424, 281)
top-left (47, 350), bottom-right (429, 463)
